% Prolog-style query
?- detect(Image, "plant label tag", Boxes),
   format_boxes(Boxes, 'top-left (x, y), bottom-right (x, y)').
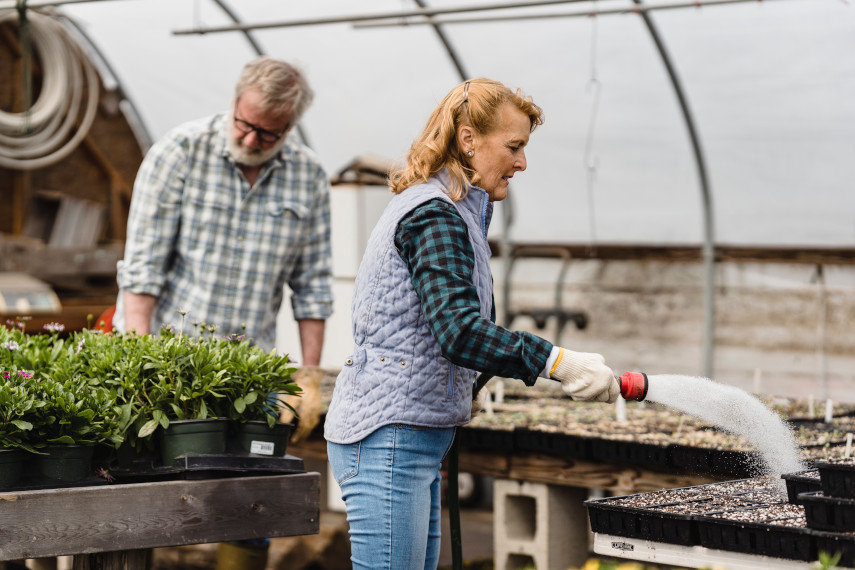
top-left (250, 440), bottom-right (275, 455)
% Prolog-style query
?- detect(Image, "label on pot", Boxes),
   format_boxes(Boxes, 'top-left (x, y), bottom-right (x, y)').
top-left (250, 441), bottom-right (275, 455)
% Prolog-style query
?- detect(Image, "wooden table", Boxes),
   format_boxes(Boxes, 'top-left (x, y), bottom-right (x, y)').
top-left (0, 472), bottom-right (320, 569)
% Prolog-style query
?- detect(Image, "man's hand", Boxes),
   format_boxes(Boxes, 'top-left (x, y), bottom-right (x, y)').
top-left (279, 366), bottom-right (323, 443)
top-left (549, 347), bottom-right (620, 403)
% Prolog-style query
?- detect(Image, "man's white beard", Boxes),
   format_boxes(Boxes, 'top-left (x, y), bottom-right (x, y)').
top-left (226, 115), bottom-right (287, 167)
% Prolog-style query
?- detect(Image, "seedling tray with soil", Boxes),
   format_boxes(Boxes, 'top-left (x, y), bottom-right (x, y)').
top-left (695, 504), bottom-right (813, 561)
top-left (814, 457), bottom-right (855, 499)
top-left (800, 490), bottom-right (855, 531)
top-left (781, 469), bottom-right (822, 504)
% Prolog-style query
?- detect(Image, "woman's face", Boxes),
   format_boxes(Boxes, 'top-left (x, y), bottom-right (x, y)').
top-left (464, 104), bottom-right (531, 202)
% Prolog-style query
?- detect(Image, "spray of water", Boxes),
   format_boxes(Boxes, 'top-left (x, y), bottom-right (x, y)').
top-left (645, 374), bottom-right (806, 478)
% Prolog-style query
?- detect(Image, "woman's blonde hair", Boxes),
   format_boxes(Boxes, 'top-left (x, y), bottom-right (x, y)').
top-left (389, 78), bottom-right (543, 199)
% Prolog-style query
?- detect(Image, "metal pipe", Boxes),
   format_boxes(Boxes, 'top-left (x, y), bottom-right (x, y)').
top-left (207, 0), bottom-right (312, 148)
top-left (630, 0), bottom-right (716, 379)
top-left (412, 0), bottom-right (469, 80)
top-left (354, 0), bottom-right (777, 27)
top-left (170, 0), bottom-right (617, 35)
top-left (0, 0), bottom-right (129, 9)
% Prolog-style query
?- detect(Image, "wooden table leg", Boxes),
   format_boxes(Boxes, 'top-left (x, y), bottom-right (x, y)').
top-left (71, 550), bottom-right (151, 570)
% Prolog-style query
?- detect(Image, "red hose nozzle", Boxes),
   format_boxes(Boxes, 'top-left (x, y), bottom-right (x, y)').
top-left (618, 372), bottom-right (648, 401)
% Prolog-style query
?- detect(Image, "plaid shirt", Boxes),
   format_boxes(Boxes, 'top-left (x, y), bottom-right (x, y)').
top-left (394, 198), bottom-right (552, 384)
top-left (116, 113), bottom-right (333, 350)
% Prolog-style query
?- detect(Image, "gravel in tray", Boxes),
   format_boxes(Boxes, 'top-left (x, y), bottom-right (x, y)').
top-left (648, 499), bottom-right (757, 514)
top-left (705, 503), bottom-right (805, 523)
top-left (737, 489), bottom-right (789, 504)
top-left (696, 477), bottom-right (781, 495)
top-left (608, 488), bottom-right (712, 507)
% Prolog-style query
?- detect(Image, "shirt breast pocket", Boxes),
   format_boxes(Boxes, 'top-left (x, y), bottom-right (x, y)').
top-left (261, 200), bottom-right (310, 260)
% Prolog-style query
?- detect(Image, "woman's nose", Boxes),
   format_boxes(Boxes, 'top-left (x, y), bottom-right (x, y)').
top-left (516, 152), bottom-right (527, 171)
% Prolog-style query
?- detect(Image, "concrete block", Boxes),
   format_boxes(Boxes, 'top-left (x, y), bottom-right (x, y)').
top-left (493, 479), bottom-right (589, 570)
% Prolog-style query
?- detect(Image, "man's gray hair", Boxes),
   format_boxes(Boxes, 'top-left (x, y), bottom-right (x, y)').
top-left (235, 56), bottom-right (314, 125)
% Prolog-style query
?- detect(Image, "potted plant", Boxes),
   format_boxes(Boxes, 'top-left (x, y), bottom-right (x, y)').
top-left (215, 334), bottom-right (300, 456)
top-left (24, 371), bottom-right (124, 482)
top-left (2, 317), bottom-right (305, 470)
top-left (0, 370), bottom-right (40, 487)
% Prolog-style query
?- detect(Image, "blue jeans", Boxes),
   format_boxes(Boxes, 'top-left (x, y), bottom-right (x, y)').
top-left (328, 424), bottom-right (456, 570)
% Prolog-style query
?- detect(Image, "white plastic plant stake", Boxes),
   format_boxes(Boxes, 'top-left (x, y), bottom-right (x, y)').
top-left (616, 396), bottom-right (627, 422)
top-left (825, 399), bottom-right (834, 424)
top-left (808, 395), bottom-right (815, 419)
top-left (753, 368), bottom-right (762, 394)
top-left (481, 388), bottom-right (493, 416)
top-left (846, 433), bottom-right (853, 459)
top-left (494, 380), bottom-right (504, 404)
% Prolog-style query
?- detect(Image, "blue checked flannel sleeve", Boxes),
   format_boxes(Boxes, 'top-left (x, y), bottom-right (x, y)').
top-left (395, 199), bottom-right (552, 385)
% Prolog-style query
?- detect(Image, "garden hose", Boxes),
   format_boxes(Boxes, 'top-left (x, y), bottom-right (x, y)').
top-left (0, 8), bottom-right (100, 170)
top-left (448, 373), bottom-right (494, 570)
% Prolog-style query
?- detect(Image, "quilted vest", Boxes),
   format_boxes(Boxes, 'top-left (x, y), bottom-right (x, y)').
top-left (324, 172), bottom-right (494, 444)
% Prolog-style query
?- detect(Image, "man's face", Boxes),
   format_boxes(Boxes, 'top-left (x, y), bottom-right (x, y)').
top-left (227, 88), bottom-right (291, 167)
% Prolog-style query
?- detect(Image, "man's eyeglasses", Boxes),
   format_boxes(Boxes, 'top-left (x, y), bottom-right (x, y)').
top-left (233, 115), bottom-right (289, 144)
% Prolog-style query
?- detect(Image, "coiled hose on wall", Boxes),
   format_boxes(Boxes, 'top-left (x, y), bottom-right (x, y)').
top-left (0, 8), bottom-right (99, 171)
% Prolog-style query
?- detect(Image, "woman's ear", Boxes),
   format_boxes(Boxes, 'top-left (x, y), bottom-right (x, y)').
top-left (457, 125), bottom-right (475, 155)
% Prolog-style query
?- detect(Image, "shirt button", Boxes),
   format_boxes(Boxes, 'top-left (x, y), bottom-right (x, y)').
top-left (237, 235), bottom-right (244, 241)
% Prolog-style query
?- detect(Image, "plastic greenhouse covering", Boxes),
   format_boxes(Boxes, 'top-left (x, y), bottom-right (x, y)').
top-left (7, 0), bottom-right (855, 248)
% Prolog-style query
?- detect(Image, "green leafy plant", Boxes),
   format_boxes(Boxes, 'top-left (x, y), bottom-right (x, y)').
top-left (0, 317), bottom-right (302, 454)
top-left (815, 550), bottom-right (842, 570)
top-left (26, 373), bottom-right (124, 448)
top-left (0, 371), bottom-right (41, 453)
top-left (214, 335), bottom-right (300, 427)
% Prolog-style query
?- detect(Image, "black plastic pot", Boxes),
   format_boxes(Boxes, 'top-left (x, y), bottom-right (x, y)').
top-left (811, 528), bottom-right (855, 568)
top-left (589, 438), bottom-right (669, 470)
top-left (696, 512), bottom-right (814, 561)
top-left (233, 421), bottom-right (292, 457)
top-left (514, 428), bottom-right (590, 459)
top-left (457, 426), bottom-right (514, 452)
top-left (585, 495), bottom-right (700, 546)
top-left (0, 448), bottom-right (26, 488)
top-left (33, 444), bottom-right (96, 482)
top-left (800, 490), bottom-right (855, 532)
top-left (159, 418), bottom-right (229, 466)
top-left (668, 444), bottom-right (712, 473)
top-left (781, 469), bottom-right (823, 504)
top-left (815, 459), bottom-right (855, 499)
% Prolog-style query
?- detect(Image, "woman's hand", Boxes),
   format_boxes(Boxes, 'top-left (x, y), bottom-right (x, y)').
top-left (549, 347), bottom-right (620, 403)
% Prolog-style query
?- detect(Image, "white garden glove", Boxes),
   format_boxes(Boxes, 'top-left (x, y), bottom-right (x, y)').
top-left (549, 347), bottom-right (621, 403)
top-left (279, 366), bottom-right (323, 443)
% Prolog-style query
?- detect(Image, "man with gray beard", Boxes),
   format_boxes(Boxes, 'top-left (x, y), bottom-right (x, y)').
top-left (115, 56), bottom-right (331, 443)
top-left (114, 56), bottom-right (331, 568)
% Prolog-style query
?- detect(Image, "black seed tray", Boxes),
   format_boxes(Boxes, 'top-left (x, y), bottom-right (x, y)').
top-left (800, 491), bottom-right (855, 531)
top-left (708, 449), bottom-right (759, 478)
top-left (696, 513), bottom-right (815, 561)
top-left (589, 438), bottom-right (670, 470)
top-left (782, 469), bottom-right (823, 504)
top-left (457, 426), bottom-right (515, 452)
top-left (669, 444), bottom-right (757, 478)
top-left (514, 428), bottom-right (591, 459)
top-left (584, 495), bottom-right (699, 546)
top-left (815, 460), bottom-right (855, 499)
top-left (668, 444), bottom-right (712, 473)
top-left (811, 529), bottom-right (855, 568)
